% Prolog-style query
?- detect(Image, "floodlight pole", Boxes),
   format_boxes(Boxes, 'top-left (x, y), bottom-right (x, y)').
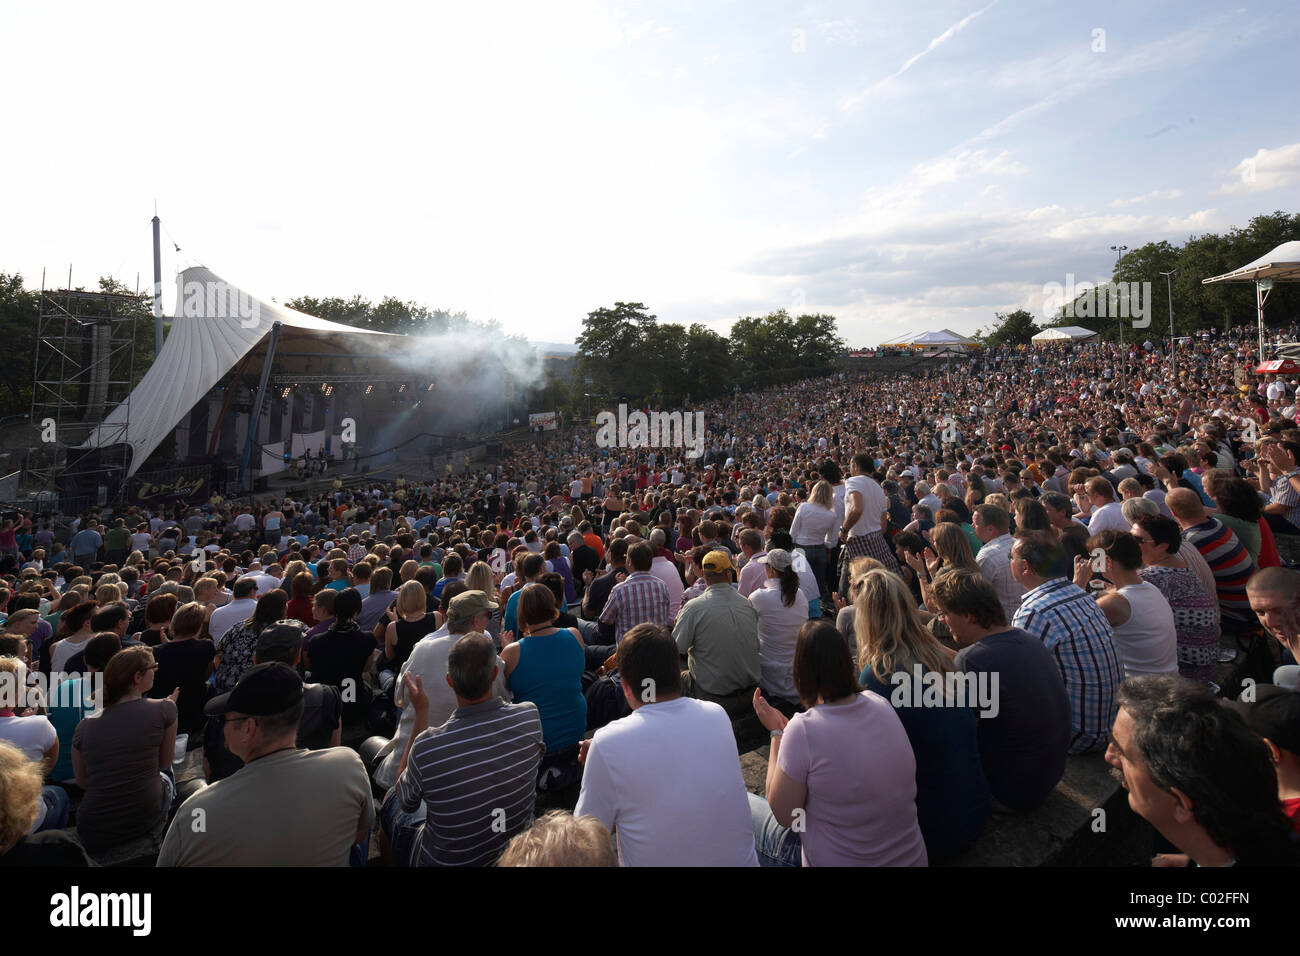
top-left (152, 213), bottom-right (164, 356)
top-left (1160, 269), bottom-right (1178, 379)
top-left (1111, 245), bottom-right (1128, 396)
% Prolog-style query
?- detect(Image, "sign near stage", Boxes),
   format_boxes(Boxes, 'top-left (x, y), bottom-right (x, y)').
top-left (128, 474), bottom-right (208, 505)
top-left (529, 412), bottom-right (558, 431)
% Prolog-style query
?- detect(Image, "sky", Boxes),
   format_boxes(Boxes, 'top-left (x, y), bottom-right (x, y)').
top-left (2, 0), bottom-right (1299, 348)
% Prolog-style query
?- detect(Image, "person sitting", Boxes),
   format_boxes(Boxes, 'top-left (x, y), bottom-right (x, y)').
top-left (303, 587), bottom-right (376, 722)
top-left (1010, 530), bottom-right (1122, 754)
top-left (148, 602), bottom-right (216, 737)
top-left (71, 645), bottom-right (178, 858)
top-left (0, 740), bottom-right (90, 866)
top-left (747, 548), bottom-right (808, 715)
top-left (931, 569), bottom-right (1070, 811)
top-left (502, 583), bottom-right (586, 787)
top-left (382, 633), bottom-right (544, 867)
top-left (1130, 514), bottom-right (1221, 685)
top-left (496, 810), bottom-right (616, 867)
top-left (370, 589), bottom-right (507, 792)
top-left (158, 663), bottom-right (372, 866)
top-left (672, 549), bottom-right (762, 717)
top-left (1107, 675), bottom-right (1300, 866)
top-left (747, 620), bottom-right (928, 866)
top-left (1073, 531), bottom-right (1178, 679)
top-left (854, 569), bottom-right (989, 862)
top-left (202, 621), bottom-right (343, 783)
top-left (574, 623), bottom-right (758, 866)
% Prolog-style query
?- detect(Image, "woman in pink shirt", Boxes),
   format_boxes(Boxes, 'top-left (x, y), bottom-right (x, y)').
top-left (748, 620), bottom-right (928, 867)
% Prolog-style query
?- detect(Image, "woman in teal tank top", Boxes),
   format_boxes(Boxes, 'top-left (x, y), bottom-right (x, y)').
top-left (502, 583), bottom-right (587, 754)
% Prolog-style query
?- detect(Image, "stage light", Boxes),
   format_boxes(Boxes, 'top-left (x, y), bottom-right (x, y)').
top-left (365, 384), bottom-right (374, 396)
top-left (427, 382), bottom-right (434, 391)
top-left (398, 384), bottom-right (406, 393)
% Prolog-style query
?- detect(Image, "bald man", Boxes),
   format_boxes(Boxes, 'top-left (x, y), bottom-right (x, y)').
top-left (1247, 567), bottom-right (1300, 689)
top-left (1167, 488), bottom-right (1258, 634)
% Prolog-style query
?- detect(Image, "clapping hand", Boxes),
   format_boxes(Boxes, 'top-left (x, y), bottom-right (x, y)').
top-left (402, 672), bottom-right (429, 715)
top-left (1072, 554), bottom-right (1095, 589)
top-left (752, 688), bottom-right (788, 734)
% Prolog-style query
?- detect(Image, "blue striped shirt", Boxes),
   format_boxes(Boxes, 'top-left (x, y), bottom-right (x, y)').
top-left (1012, 578), bottom-right (1122, 754)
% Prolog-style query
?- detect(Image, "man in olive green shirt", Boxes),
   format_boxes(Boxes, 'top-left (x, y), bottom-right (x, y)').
top-left (104, 519), bottom-right (132, 564)
top-left (672, 550), bottom-right (761, 716)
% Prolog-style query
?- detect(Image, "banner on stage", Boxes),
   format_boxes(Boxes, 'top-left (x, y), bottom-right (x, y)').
top-left (529, 412), bottom-right (558, 431)
top-left (129, 474), bottom-right (207, 505)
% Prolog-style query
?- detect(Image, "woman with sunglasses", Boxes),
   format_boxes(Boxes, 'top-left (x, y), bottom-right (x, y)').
top-left (71, 644), bottom-right (179, 856)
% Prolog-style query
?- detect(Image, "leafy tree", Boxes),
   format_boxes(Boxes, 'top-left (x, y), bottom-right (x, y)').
top-left (976, 308), bottom-right (1039, 347)
top-left (575, 302), bottom-right (656, 400)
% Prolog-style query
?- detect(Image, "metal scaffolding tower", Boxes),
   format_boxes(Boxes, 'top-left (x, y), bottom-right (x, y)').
top-left (24, 271), bottom-right (140, 506)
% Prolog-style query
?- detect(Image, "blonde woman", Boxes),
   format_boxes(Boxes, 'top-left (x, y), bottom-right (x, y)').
top-left (0, 741), bottom-right (90, 865)
top-left (902, 523), bottom-right (978, 614)
top-left (853, 570), bottom-right (988, 862)
top-left (382, 580), bottom-right (439, 676)
top-left (398, 559), bottom-right (420, 585)
top-left (465, 561), bottom-right (503, 644)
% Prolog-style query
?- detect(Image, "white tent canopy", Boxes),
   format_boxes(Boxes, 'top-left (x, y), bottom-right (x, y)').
top-left (880, 328), bottom-right (978, 349)
top-left (80, 265), bottom-right (395, 477)
top-left (1201, 241), bottom-right (1300, 361)
top-left (1201, 240), bottom-right (1300, 285)
top-left (1032, 325), bottom-right (1100, 344)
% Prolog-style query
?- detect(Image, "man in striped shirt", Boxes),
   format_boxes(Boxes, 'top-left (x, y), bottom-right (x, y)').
top-left (1010, 531), bottom-right (1122, 754)
top-left (599, 542), bottom-right (672, 644)
top-left (1166, 489), bottom-right (1258, 635)
top-left (387, 632), bottom-right (543, 867)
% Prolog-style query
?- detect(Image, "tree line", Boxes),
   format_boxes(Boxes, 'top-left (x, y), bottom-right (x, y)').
top-left (571, 302), bottom-right (844, 412)
top-left (976, 210), bottom-right (1299, 348)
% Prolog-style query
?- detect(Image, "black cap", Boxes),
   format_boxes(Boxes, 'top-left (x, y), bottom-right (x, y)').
top-left (1246, 690), bottom-right (1300, 755)
top-left (204, 662), bottom-right (303, 717)
top-left (256, 620), bottom-right (305, 660)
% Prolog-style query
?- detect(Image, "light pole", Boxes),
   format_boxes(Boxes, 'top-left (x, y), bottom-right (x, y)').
top-left (1160, 269), bottom-right (1178, 380)
top-left (1111, 244), bottom-right (1128, 396)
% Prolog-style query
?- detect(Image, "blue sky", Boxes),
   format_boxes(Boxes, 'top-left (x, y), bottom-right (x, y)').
top-left (2, 0), bottom-right (1298, 346)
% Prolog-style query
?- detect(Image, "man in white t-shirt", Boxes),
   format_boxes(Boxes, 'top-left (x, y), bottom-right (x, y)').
top-left (836, 453), bottom-right (897, 597)
top-left (1079, 477), bottom-right (1130, 534)
top-left (575, 624), bottom-right (758, 866)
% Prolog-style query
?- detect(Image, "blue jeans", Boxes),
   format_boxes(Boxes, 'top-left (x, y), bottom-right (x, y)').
top-left (36, 785), bottom-right (70, 833)
top-left (801, 544), bottom-right (831, 606)
top-left (379, 788), bottom-right (425, 867)
top-left (748, 792), bottom-right (801, 867)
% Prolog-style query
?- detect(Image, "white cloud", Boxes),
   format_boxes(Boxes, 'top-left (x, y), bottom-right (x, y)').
top-left (1110, 189), bottom-right (1184, 207)
top-left (1217, 142), bottom-right (1300, 195)
top-left (842, 0), bottom-right (999, 110)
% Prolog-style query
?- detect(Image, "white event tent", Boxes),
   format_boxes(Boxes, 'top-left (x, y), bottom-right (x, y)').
top-left (1202, 240), bottom-right (1300, 362)
top-left (1031, 326), bottom-right (1100, 344)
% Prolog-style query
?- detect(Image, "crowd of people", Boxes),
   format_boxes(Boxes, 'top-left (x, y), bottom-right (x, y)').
top-left (2, 324), bottom-right (1300, 867)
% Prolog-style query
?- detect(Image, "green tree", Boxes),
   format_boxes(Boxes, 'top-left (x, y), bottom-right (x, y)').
top-left (575, 302), bottom-right (655, 400)
top-left (0, 273), bottom-right (37, 418)
top-left (977, 308), bottom-right (1039, 348)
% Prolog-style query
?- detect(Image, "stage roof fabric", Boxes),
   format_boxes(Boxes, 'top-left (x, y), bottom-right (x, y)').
top-left (1032, 326), bottom-right (1100, 343)
top-left (80, 266), bottom-right (398, 477)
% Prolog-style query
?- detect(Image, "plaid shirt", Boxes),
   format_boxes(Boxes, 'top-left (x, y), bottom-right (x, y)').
top-left (1271, 471), bottom-right (1300, 528)
top-left (1012, 577), bottom-right (1122, 754)
top-left (599, 571), bottom-right (672, 644)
